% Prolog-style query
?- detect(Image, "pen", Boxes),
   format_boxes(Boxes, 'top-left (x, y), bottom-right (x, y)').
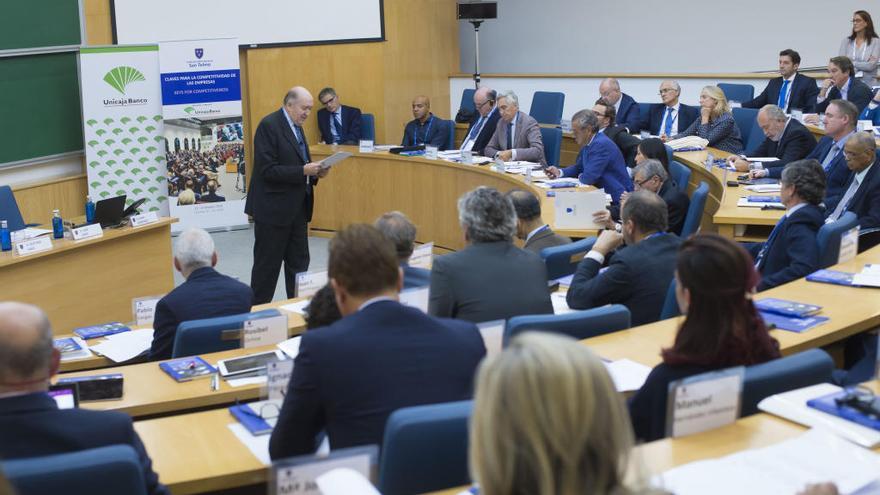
top-left (211, 373), bottom-right (219, 392)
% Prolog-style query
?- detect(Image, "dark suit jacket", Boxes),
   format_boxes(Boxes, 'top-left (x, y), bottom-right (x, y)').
top-left (0, 393), bottom-right (168, 495)
top-left (747, 204), bottom-right (823, 291)
top-left (401, 114), bottom-right (447, 149)
top-left (524, 226), bottom-right (571, 254)
top-left (789, 135), bottom-right (854, 209)
top-left (428, 241), bottom-right (553, 323)
top-left (316, 105), bottom-right (362, 145)
top-left (660, 180), bottom-right (690, 236)
top-left (561, 132), bottom-right (633, 203)
top-left (198, 192), bottom-right (225, 203)
top-left (463, 107), bottom-right (501, 156)
top-left (616, 93), bottom-right (641, 132)
top-left (268, 301), bottom-right (485, 458)
top-left (751, 119), bottom-right (817, 170)
top-left (831, 159), bottom-right (880, 230)
top-left (743, 74), bottom-right (820, 113)
top-left (402, 262), bottom-right (431, 290)
top-left (642, 103), bottom-right (700, 137)
top-left (245, 108), bottom-right (317, 226)
top-left (628, 363), bottom-right (716, 441)
top-left (566, 233), bottom-right (682, 326)
top-left (816, 77), bottom-right (874, 114)
top-left (603, 125), bottom-right (640, 167)
top-left (149, 267), bottom-right (254, 360)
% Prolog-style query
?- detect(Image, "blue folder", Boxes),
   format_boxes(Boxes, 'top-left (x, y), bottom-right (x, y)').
top-left (807, 390), bottom-right (880, 431)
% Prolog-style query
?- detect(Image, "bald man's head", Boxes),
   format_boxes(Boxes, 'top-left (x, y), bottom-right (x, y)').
top-left (412, 95), bottom-right (431, 122)
top-left (473, 87), bottom-right (497, 117)
top-left (0, 302), bottom-right (57, 392)
top-left (283, 86), bottom-right (314, 126)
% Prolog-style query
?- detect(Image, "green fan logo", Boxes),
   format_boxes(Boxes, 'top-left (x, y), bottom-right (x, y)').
top-left (103, 66), bottom-right (146, 95)
top-left (184, 107), bottom-right (196, 114)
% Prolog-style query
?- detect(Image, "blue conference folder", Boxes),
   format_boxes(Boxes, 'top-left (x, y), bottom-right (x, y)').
top-left (229, 403), bottom-right (273, 436)
top-left (759, 311), bottom-right (829, 333)
top-left (754, 298), bottom-right (821, 318)
top-left (807, 390), bottom-right (880, 431)
top-left (806, 269), bottom-right (857, 286)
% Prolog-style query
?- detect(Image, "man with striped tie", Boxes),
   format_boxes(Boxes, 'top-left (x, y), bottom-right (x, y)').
top-left (316, 87), bottom-right (362, 145)
top-left (460, 86), bottom-right (500, 156)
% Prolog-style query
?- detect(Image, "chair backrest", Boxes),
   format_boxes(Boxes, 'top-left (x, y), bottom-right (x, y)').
top-left (444, 119), bottom-right (455, 151)
top-left (669, 160), bottom-right (691, 193)
top-left (660, 278), bottom-right (680, 320)
top-left (638, 102), bottom-right (652, 128)
top-left (458, 88), bottom-right (476, 116)
top-left (360, 113), bottom-right (375, 141)
top-left (858, 227), bottom-right (880, 254)
top-left (663, 144), bottom-right (674, 166)
top-left (379, 400), bottom-right (473, 495)
top-left (0, 185), bottom-right (27, 232)
top-left (816, 211), bottom-right (858, 268)
top-left (3, 445), bottom-right (147, 495)
top-left (540, 126), bottom-right (562, 167)
top-left (504, 305), bottom-right (631, 344)
top-left (742, 349), bottom-right (834, 416)
top-left (731, 107), bottom-right (759, 151)
top-left (540, 236), bottom-right (596, 279)
top-left (172, 308), bottom-right (283, 358)
top-left (529, 91), bottom-right (565, 125)
top-left (718, 83), bottom-right (755, 104)
top-left (680, 181), bottom-right (709, 238)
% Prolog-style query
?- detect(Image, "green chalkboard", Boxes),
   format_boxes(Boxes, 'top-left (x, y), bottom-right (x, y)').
top-left (0, 0), bottom-right (82, 51)
top-left (0, 53), bottom-right (84, 165)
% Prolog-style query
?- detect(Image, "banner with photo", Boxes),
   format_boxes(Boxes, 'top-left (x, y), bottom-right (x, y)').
top-left (80, 46), bottom-right (169, 218)
top-left (159, 38), bottom-right (247, 232)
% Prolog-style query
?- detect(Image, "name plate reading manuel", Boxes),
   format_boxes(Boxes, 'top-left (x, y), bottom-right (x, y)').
top-left (15, 237), bottom-right (53, 256)
top-left (296, 270), bottom-right (328, 298)
top-left (130, 212), bottom-right (160, 228)
top-left (271, 445), bottom-right (378, 495)
top-left (665, 367), bottom-right (743, 438)
top-left (71, 223), bottom-right (103, 241)
top-left (243, 314), bottom-right (289, 349)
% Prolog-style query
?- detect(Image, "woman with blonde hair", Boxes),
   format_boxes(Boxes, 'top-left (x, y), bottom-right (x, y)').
top-left (470, 332), bottom-right (652, 495)
top-left (670, 85), bottom-right (743, 154)
top-left (177, 188), bottom-right (196, 206)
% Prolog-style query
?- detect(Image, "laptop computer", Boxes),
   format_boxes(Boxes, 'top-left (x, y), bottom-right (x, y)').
top-left (93, 195), bottom-right (127, 228)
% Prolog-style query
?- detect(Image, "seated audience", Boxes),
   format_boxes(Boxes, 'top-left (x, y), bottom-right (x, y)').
top-left (730, 105), bottom-right (816, 172)
top-left (269, 224), bottom-right (485, 458)
top-left (628, 235), bottom-right (781, 441)
top-left (635, 137), bottom-right (671, 171)
top-left (599, 77), bottom-right (641, 132)
top-left (642, 80), bottom-right (699, 138)
top-left (484, 91), bottom-right (546, 166)
top-left (374, 211), bottom-right (430, 289)
top-left (506, 189), bottom-right (572, 253)
top-left (0, 302), bottom-right (168, 495)
top-left (671, 85), bottom-right (743, 154)
top-left (461, 86), bottom-right (500, 155)
top-left (567, 191), bottom-right (682, 326)
top-left (316, 87), bottom-right (362, 145)
top-left (825, 132), bottom-right (880, 229)
top-left (429, 187), bottom-right (553, 322)
top-left (815, 56), bottom-right (874, 114)
top-left (594, 97), bottom-right (640, 167)
top-left (839, 10), bottom-right (880, 87)
top-left (470, 332), bottom-right (657, 495)
top-left (149, 228), bottom-right (254, 360)
top-left (199, 179), bottom-right (225, 203)
top-left (304, 284), bottom-right (342, 330)
top-left (743, 49), bottom-right (819, 113)
top-left (166, 143), bottom-right (243, 200)
top-left (401, 95), bottom-right (446, 149)
top-left (748, 159), bottom-right (825, 291)
top-left (545, 109), bottom-right (633, 203)
top-left (177, 188), bottom-right (196, 205)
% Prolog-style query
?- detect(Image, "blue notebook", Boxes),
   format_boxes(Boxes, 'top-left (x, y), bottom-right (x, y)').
top-left (229, 403), bottom-right (273, 436)
top-left (754, 298), bottom-right (821, 318)
top-left (159, 357), bottom-right (217, 382)
top-left (73, 322), bottom-right (130, 340)
top-left (53, 337), bottom-right (83, 354)
top-left (807, 390), bottom-right (880, 431)
top-left (747, 195), bottom-right (782, 203)
top-left (760, 311), bottom-right (829, 333)
top-left (807, 269), bottom-right (856, 286)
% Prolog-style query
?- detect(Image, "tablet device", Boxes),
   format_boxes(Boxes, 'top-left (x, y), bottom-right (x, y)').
top-left (217, 350), bottom-right (285, 377)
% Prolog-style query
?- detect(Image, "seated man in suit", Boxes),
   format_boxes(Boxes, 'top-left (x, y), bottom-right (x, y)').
top-left (316, 87), bottom-right (362, 145)
top-left (269, 224), bottom-right (485, 457)
top-left (814, 56), bottom-right (874, 115)
top-left (599, 78), bottom-right (640, 132)
top-left (593, 98), bottom-right (640, 167)
top-left (506, 188), bottom-right (572, 254)
top-left (401, 95), bottom-right (447, 149)
top-left (743, 49), bottom-right (819, 113)
top-left (629, 159), bottom-right (689, 235)
top-left (566, 191), bottom-right (682, 326)
top-left (460, 86), bottom-right (500, 155)
top-left (0, 302), bottom-right (168, 495)
top-left (483, 90), bottom-right (546, 166)
top-left (748, 159), bottom-right (825, 291)
top-left (374, 211), bottom-right (430, 289)
top-left (825, 132), bottom-right (880, 229)
top-left (429, 187), bottom-right (553, 322)
top-left (642, 80), bottom-right (700, 138)
top-left (730, 105), bottom-right (816, 172)
top-left (198, 179), bottom-right (225, 203)
top-left (545, 109), bottom-right (633, 203)
top-left (149, 228), bottom-right (254, 360)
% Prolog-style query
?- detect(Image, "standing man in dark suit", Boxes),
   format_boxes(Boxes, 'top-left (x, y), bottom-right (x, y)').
top-left (316, 87), bottom-right (362, 145)
top-left (731, 105), bottom-right (816, 173)
top-left (374, 211), bottom-right (431, 290)
top-left (269, 225), bottom-right (485, 457)
top-left (149, 228), bottom-right (254, 360)
top-left (0, 302), bottom-right (168, 495)
top-left (401, 95), bottom-right (447, 149)
top-left (567, 191), bottom-right (682, 326)
top-left (506, 189), bottom-right (571, 254)
top-left (743, 49), bottom-right (819, 113)
top-left (599, 78), bottom-right (641, 132)
top-left (643, 80), bottom-right (700, 138)
top-left (593, 98), bottom-right (640, 167)
top-left (748, 160), bottom-right (825, 291)
top-left (483, 91), bottom-right (546, 166)
top-left (246, 87), bottom-right (329, 304)
top-left (813, 56), bottom-right (874, 114)
top-left (460, 86), bottom-right (500, 156)
top-left (429, 187), bottom-right (553, 322)
top-left (826, 132), bottom-right (880, 229)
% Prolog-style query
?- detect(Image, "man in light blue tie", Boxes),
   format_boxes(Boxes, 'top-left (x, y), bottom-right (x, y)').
top-left (460, 86), bottom-right (499, 155)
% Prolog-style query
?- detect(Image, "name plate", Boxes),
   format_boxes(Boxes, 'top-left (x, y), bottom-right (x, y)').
top-left (130, 212), bottom-right (160, 227)
top-left (425, 145), bottom-right (439, 159)
top-left (132, 296), bottom-right (163, 326)
top-left (71, 223), bottom-right (103, 241)
top-left (399, 286), bottom-right (429, 313)
top-left (295, 270), bottom-right (328, 298)
top-left (839, 226), bottom-right (859, 264)
top-left (358, 140), bottom-right (374, 153)
top-left (409, 241), bottom-right (433, 270)
top-left (857, 120), bottom-right (873, 132)
top-left (477, 319), bottom-right (505, 358)
top-left (266, 359), bottom-right (294, 401)
top-left (666, 367), bottom-right (743, 438)
top-left (15, 236), bottom-right (52, 256)
top-left (461, 150), bottom-right (474, 165)
top-left (242, 314), bottom-right (289, 349)
top-left (271, 446), bottom-right (378, 495)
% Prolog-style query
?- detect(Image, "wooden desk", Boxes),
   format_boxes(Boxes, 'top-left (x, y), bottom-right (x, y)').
top-left (583, 244), bottom-right (880, 367)
top-left (0, 218), bottom-right (176, 336)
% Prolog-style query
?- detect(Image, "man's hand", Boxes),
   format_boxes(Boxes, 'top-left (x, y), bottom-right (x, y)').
top-left (593, 229), bottom-right (624, 256)
top-left (497, 150), bottom-right (513, 162)
top-left (545, 166), bottom-right (562, 179)
top-left (592, 210), bottom-right (615, 230)
top-left (730, 156), bottom-right (750, 172)
top-left (749, 168), bottom-right (768, 179)
top-left (303, 162), bottom-right (323, 176)
top-left (317, 166), bottom-right (330, 178)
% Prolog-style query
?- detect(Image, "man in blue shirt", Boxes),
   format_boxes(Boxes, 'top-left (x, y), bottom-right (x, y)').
top-left (401, 95), bottom-right (447, 149)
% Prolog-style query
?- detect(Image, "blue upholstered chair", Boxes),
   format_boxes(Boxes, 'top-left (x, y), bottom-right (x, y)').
top-left (444, 119), bottom-right (456, 151)
top-left (816, 212), bottom-right (858, 268)
top-left (718, 83), bottom-right (755, 104)
top-left (529, 91), bottom-right (565, 125)
top-left (379, 400), bottom-right (473, 495)
top-left (458, 88), bottom-right (476, 116)
top-left (660, 278), bottom-right (680, 320)
top-left (669, 160), bottom-right (691, 193)
top-left (732, 107), bottom-right (760, 152)
top-left (172, 308), bottom-right (284, 358)
top-left (0, 185), bottom-right (32, 232)
top-left (638, 103), bottom-right (652, 129)
top-left (742, 349), bottom-right (834, 416)
top-left (540, 237), bottom-right (596, 280)
top-left (680, 181), bottom-right (709, 238)
top-left (360, 113), bottom-right (375, 141)
top-left (540, 126), bottom-right (562, 167)
top-left (504, 305), bottom-right (631, 344)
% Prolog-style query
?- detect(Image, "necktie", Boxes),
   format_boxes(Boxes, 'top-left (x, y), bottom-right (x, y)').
top-left (821, 145), bottom-right (840, 171)
top-left (332, 113), bottom-right (343, 143)
top-left (468, 116), bottom-right (483, 140)
top-left (755, 217), bottom-right (785, 269)
top-left (294, 126), bottom-right (312, 193)
top-left (506, 122), bottom-right (513, 150)
top-left (664, 107), bottom-right (674, 135)
top-left (828, 177), bottom-right (860, 222)
top-left (777, 79), bottom-right (790, 110)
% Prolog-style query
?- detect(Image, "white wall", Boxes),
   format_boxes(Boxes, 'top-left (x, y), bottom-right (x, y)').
top-left (163, 123), bottom-right (201, 152)
top-left (0, 154), bottom-right (84, 188)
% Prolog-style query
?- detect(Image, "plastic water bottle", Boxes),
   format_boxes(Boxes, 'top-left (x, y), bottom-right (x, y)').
top-left (704, 153), bottom-right (715, 171)
top-left (85, 195), bottom-right (96, 223)
top-left (0, 220), bottom-right (11, 251)
top-left (52, 210), bottom-right (64, 239)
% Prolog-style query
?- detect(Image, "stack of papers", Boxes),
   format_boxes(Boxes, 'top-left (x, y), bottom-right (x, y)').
top-left (603, 359), bottom-right (652, 392)
top-left (737, 196), bottom-right (784, 208)
top-left (89, 328), bottom-right (153, 362)
top-left (280, 299), bottom-right (311, 316)
top-left (276, 336), bottom-right (302, 359)
top-left (853, 264), bottom-right (880, 287)
top-left (744, 184), bottom-right (782, 193)
top-left (551, 292), bottom-right (574, 315)
top-left (665, 136), bottom-right (709, 150)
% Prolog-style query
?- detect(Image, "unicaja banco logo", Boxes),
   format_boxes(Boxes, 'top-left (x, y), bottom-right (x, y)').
top-left (103, 66), bottom-right (146, 95)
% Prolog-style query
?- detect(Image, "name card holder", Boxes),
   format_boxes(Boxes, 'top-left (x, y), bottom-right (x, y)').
top-left (15, 236), bottom-right (52, 256)
top-left (132, 295), bottom-right (164, 326)
top-left (665, 366), bottom-right (744, 438)
top-left (271, 445), bottom-right (378, 495)
top-left (130, 212), bottom-right (160, 227)
top-left (265, 359), bottom-right (294, 401)
top-left (295, 270), bottom-right (328, 298)
top-left (408, 241), bottom-right (434, 270)
top-left (839, 226), bottom-right (859, 264)
top-left (71, 223), bottom-right (103, 241)
top-left (242, 314), bottom-right (289, 349)
top-left (358, 140), bottom-right (375, 153)
top-left (425, 146), bottom-right (439, 159)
